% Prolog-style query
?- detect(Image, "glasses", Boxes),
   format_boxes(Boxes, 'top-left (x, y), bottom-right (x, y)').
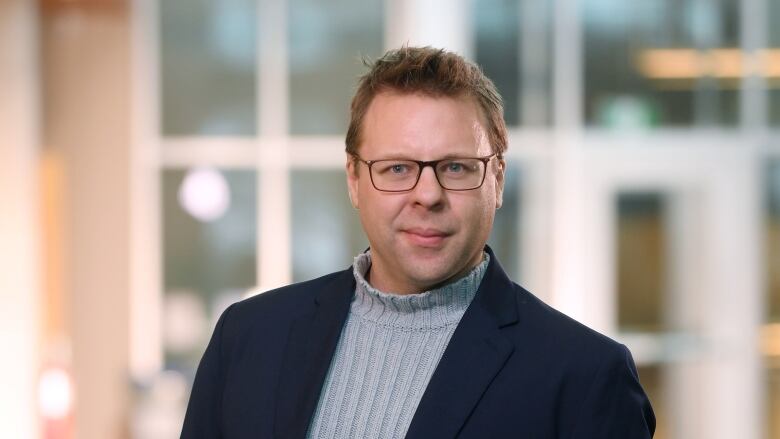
top-left (352, 153), bottom-right (498, 192)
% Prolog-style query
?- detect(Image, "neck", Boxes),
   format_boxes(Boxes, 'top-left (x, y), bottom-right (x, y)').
top-left (364, 250), bottom-right (485, 295)
top-left (350, 251), bottom-right (489, 328)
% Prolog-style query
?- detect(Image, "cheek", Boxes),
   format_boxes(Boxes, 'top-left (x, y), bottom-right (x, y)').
top-left (358, 190), bottom-right (404, 228)
top-left (465, 192), bottom-right (497, 233)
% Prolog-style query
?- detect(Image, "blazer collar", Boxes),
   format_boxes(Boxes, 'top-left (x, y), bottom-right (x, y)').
top-left (472, 245), bottom-right (519, 327)
top-left (405, 245), bottom-right (519, 438)
top-left (273, 245), bottom-right (519, 438)
top-left (273, 269), bottom-right (355, 439)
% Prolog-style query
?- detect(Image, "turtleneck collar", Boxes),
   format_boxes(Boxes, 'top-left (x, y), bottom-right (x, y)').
top-left (350, 251), bottom-right (489, 330)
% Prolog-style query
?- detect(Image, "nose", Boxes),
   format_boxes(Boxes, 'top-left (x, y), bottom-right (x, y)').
top-left (410, 165), bottom-right (445, 208)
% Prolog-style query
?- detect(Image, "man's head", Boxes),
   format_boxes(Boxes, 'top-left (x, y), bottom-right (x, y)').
top-left (345, 46), bottom-right (507, 294)
top-left (346, 46), bottom-right (508, 159)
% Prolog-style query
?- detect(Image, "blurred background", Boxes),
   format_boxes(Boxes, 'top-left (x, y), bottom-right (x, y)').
top-left (1, 0), bottom-right (779, 437)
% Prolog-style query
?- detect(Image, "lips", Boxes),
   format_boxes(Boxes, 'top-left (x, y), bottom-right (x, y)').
top-left (401, 227), bottom-right (451, 247)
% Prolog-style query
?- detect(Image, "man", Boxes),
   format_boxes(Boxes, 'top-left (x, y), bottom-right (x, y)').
top-left (181, 46), bottom-right (655, 438)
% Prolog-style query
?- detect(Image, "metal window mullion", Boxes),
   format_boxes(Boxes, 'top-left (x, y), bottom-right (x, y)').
top-left (129, 0), bottom-right (163, 380)
top-left (257, 0), bottom-right (292, 290)
top-left (550, 0), bottom-right (589, 324)
top-left (740, 1), bottom-right (769, 438)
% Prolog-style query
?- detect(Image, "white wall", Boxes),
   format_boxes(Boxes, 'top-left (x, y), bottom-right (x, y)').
top-left (42, 4), bottom-right (132, 438)
top-left (0, 0), bottom-right (41, 437)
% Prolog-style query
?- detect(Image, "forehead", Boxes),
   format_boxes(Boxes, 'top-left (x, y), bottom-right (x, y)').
top-left (359, 91), bottom-right (490, 159)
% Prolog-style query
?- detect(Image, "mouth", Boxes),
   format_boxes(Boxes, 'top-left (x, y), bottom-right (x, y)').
top-left (401, 227), bottom-right (452, 248)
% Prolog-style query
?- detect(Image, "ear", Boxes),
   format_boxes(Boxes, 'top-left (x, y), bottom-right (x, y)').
top-left (346, 156), bottom-right (360, 209)
top-left (494, 158), bottom-right (506, 209)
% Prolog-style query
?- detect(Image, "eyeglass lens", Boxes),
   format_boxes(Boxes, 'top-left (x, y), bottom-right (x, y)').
top-left (369, 158), bottom-right (486, 191)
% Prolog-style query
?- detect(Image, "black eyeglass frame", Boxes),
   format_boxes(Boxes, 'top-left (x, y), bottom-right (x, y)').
top-left (351, 153), bottom-right (500, 192)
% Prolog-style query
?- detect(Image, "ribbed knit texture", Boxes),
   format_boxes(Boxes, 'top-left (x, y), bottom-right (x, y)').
top-left (306, 251), bottom-right (489, 439)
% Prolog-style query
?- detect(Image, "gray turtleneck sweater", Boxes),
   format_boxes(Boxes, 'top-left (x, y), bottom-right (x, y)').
top-left (306, 251), bottom-right (489, 439)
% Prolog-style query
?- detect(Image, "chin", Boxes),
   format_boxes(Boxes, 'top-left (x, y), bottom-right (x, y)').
top-left (402, 258), bottom-right (461, 289)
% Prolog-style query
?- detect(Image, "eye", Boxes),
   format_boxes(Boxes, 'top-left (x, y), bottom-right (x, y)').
top-left (375, 161), bottom-right (415, 176)
top-left (440, 160), bottom-right (470, 174)
top-left (390, 164), bottom-right (410, 174)
top-left (445, 162), bottom-right (465, 173)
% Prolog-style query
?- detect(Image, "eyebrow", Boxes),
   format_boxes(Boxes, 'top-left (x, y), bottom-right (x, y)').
top-left (368, 153), bottom-right (482, 161)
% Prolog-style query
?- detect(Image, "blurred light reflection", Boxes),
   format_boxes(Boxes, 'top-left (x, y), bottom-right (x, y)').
top-left (177, 168), bottom-right (231, 222)
top-left (38, 367), bottom-right (73, 420)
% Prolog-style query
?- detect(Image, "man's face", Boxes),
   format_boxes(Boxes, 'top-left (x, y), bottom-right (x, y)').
top-left (346, 91), bottom-right (505, 294)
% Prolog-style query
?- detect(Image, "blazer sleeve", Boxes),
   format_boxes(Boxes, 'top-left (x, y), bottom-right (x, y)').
top-left (180, 303), bottom-right (235, 439)
top-left (570, 344), bottom-right (656, 438)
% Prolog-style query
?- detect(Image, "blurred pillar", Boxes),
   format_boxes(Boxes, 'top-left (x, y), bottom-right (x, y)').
top-left (699, 154), bottom-right (763, 439)
top-left (384, 0), bottom-right (472, 57)
top-left (550, 0), bottom-right (586, 321)
top-left (41, 1), bottom-right (132, 438)
top-left (0, 1), bottom-right (42, 438)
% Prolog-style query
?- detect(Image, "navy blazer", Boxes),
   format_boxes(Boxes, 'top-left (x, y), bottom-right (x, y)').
top-left (181, 247), bottom-right (655, 438)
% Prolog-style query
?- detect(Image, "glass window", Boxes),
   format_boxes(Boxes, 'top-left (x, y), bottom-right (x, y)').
top-left (474, 0), bottom-right (553, 126)
top-left (583, 0), bottom-right (740, 128)
top-left (768, 160), bottom-right (780, 321)
top-left (474, 0), bottom-right (520, 126)
top-left (160, 0), bottom-right (258, 136)
top-left (770, 1), bottom-right (780, 126)
top-left (768, 357), bottom-right (780, 439)
top-left (616, 193), bottom-right (678, 438)
top-left (488, 162), bottom-right (521, 280)
top-left (616, 193), bottom-right (666, 332)
top-left (637, 366), bottom-right (668, 439)
top-left (291, 170), bottom-right (367, 282)
top-left (766, 159), bottom-right (780, 439)
top-left (288, 0), bottom-right (384, 135)
top-left (162, 168), bottom-right (257, 370)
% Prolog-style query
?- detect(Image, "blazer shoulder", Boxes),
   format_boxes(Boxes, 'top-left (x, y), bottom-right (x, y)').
top-left (511, 285), bottom-right (627, 359)
top-left (220, 268), bottom-right (354, 339)
top-left (507, 286), bottom-right (653, 422)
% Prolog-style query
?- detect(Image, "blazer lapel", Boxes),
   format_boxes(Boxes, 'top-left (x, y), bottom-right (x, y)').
top-left (405, 247), bottom-right (519, 439)
top-left (273, 269), bottom-right (355, 439)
